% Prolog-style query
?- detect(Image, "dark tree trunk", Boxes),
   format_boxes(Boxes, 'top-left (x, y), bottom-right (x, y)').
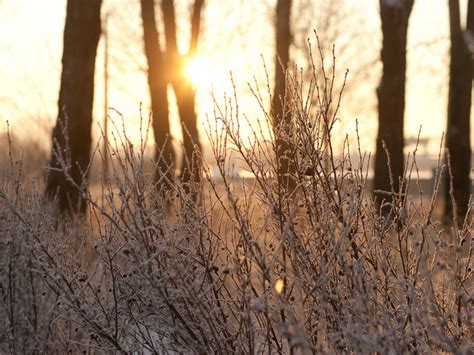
top-left (373, 0), bottom-right (414, 213)
top-left (272, 0), bottom-right (294, 191)
top-left (445, 0), bottom-right (472, 222)
top-left (174, 81), bottom-right (200, 184)
top-left (46, 0), bottom-right (102, 214)
top-left (140, 0), bottom-right (174, 187)
top-left (162, 0), bottom-right (203, 186)
top-left (468, 0), bottom-right (474, 33)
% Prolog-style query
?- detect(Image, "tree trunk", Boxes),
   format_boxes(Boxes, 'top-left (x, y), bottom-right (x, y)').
top-left (162, 0), bottom-right (203, 186)
top-left (273, 0), bottom-right (294, 191)
top-left (174, 81), bottom-right (200, 185)
top-left (46, 0), bottom-right (102, 214)
top-left (140, 0), bottom-right (174, 187)
top-left (373, 0), bottom-right (414, 213)
top-left (445, 0), bottom-right (472, 222)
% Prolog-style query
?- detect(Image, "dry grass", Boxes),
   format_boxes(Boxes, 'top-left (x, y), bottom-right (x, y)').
top-left (0, 44), bottom-right (472, 354)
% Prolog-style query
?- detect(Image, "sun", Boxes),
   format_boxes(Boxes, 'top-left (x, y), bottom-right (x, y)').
top-left (184, 55), bottom-right (210, 88)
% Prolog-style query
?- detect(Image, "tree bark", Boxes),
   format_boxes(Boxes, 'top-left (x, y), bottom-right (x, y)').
top-left (140, 0), bottom-right (174, 187)
top-left (46, 0), bottom-right (102, 214)
top-left (373, 0), bottom-right (414, 213)
top-left (445, 0), bottom-right (472, 222)
top-left (273, 0), bottom-right (294, 191)
top-left (162, 0), bottom-right (203, 186)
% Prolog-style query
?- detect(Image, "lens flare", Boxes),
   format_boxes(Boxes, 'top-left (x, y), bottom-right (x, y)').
top-left (274, 279), bottom-right (284, 294)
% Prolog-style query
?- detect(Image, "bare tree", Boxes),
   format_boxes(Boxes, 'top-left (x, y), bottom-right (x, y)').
top-left (46, 0), bottom-right (102, 213)
top-left (373, 0), bottom-right (414, 213)
top-left (272, 0), bottom-right (294, 191)
top-left (445, 0), bottom-right (473, 222)
top-left (162, 0), bottom-right (204, 185)
top-left (140, 0), bottom-right (174, 187)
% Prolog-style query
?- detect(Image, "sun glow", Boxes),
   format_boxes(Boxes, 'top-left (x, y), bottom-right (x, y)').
top-left (185, 55), bottom-right (212, 88)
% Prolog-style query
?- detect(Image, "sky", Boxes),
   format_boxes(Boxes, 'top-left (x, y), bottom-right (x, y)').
top-left (0, 0), bottom-right (472, 166)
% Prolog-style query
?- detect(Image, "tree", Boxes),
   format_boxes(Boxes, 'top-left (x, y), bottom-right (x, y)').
top-left (140, 0), bottom-right (174, 187)
top-left (162, 0), bottom-right (204, 186)
top-left (272, 0), bottom-right (294, 191)
top-left (46, 0), bottom-right (102, 213)
top-left (445, 0), bottom-right (473, 222)
top-left (373, 0), bottom-right (414, 213)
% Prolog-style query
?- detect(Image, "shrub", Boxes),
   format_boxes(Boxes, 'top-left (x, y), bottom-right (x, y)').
top-left (0, 47), bottom-right (472, 353)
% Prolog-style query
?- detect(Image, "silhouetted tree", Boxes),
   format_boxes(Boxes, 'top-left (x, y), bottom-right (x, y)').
top-left (373, 0), bottom-right (414, 213)
top-left (445, 0), bottom-right (473, 222)
top-left (272, 0), bottom-right (294, 191)
top-left (46, 0), bottom-right (102, 213)
top-left (162, 0), bottom-right (204, 186)
top-left (140, 0), bottom-right (174, 187)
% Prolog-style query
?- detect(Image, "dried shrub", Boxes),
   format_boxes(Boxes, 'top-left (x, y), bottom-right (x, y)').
top-left (0, 43), bottom-right (472, 353)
